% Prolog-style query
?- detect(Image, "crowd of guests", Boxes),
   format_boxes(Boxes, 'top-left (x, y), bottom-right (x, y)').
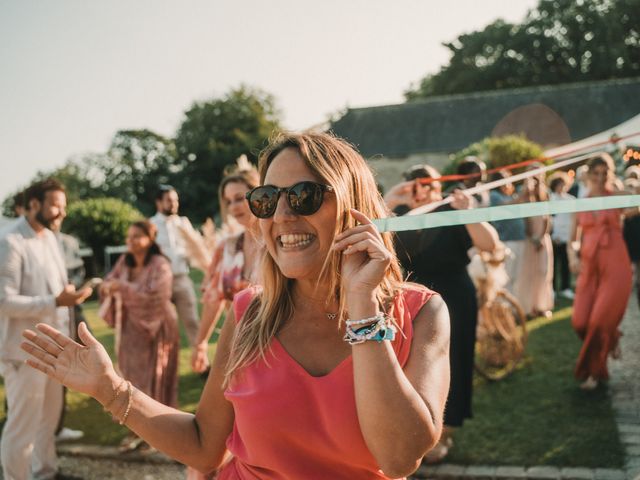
top-left (2, 132), bottom-right (639, 479)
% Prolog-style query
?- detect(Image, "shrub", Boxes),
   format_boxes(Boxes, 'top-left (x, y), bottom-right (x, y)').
top-left (444, 135), bottom-right (545, 176)
top-left (64, 198), bottom-right (143, 269)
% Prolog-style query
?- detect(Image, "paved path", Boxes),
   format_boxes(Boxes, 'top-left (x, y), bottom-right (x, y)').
top-left (609, 295), bottom-right (640, 480)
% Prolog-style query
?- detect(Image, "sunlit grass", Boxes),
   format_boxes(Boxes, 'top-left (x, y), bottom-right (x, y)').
top-left (447, 298), bottom-right (624, 467)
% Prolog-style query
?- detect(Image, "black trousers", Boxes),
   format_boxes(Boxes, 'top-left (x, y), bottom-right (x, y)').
top-left (552, 241), bottom-right (570, 291)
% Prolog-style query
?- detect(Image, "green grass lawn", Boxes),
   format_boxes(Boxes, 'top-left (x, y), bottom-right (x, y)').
top-left (0, 295), bottom-right (625, 467)
top-left (447, 299), bottom-right (625, 468)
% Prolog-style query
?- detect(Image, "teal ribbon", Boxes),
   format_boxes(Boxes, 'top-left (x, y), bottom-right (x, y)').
top-left (373, 195), bottom-right (640, 233)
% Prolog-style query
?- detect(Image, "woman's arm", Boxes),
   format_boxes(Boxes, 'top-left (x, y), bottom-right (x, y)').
top-left (450, 189), bottom-right (499, 252)
top-left (350, 295), bottom-right (450, 478)
top-left (192, 299), bottom-right (226, 372)
top-left (568, 215), bottom-right (581, 273)
top-left (334, 209), bottom-right (450, 478)
top-left (465, 222), bottom-right (499, 252)
top-left (21, 308), bottom-right (237, 474)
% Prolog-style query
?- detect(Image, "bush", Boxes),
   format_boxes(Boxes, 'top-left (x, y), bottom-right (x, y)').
top-left (444, 135), bottom-right (544, 176)
top-left (64, 198), bottom-right (143, 269)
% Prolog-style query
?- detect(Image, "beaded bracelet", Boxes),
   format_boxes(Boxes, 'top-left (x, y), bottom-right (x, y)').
top-left (344, 314), bottom-right (396, 345)
top-left (345, 313), bottom-right (385, 327)
top-left (119, 381), bottom-right (134, 426)
top-left (102, 377), bottom-right (126, 412)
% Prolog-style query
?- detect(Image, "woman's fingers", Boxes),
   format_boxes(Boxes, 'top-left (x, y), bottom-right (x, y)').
top-left (22, 329), bottom-right (63, 357)
top-left (35, 323), bottom-right (76, 349)
top-left (340, 238), bottom-right (391, 262)
top-left (349, 208), bottom-right (374, 225)
top-left (20, 340), bottom-right (58, 366)
top-left (335, 223), bottom-right (377, 240)
top-left (25, 358), bottom-right (56, 377)
top-left (77, 322), bottom-right (100, 347)
top-left (334, 231), bottom-right (381, 251)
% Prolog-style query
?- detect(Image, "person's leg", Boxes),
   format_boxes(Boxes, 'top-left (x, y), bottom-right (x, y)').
top-left (31, 374), bottom-right (64, 480)
top-left (0, 361), bottom-right (51, 480)
top-left (172, 274), bottom-right (200, 346)
top-left (55, 387), bottom-right (66, 435)
top-left (503, 240), bottom-right (525, 297)
top-left (635, 261), bottom-right (640, 308)
top-left (552, 241), bottom-right (562, 292)
top-left (559, 242), bottom-right (570, 292)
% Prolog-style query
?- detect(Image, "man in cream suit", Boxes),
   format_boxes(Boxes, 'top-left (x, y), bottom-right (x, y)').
top-left (0, 179), bottom-right (91, 480)
top-left (150, 184), bottom-right (199, 346)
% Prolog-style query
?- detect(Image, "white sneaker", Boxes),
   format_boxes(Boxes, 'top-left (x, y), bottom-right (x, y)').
top-left (56, 427), bottom-right (84, 442)
top-left (561, 289), bottom-right (575, 299)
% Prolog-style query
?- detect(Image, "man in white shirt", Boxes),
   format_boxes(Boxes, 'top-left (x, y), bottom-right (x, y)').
top-left (0, 179), bottom-right (91, 480)
top-left (149, 185), bottom-right (199, 346)
top-left (549, 173), bottom-right (576, 299)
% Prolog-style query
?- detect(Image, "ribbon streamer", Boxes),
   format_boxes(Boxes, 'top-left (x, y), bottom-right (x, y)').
top-left (373, 195), bottom-right (640, 233)
top-left (408, 150), bottom-right (606, 216)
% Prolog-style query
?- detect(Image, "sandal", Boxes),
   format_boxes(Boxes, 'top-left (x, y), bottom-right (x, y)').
top-left (579, 376), bottom-right (599, 391)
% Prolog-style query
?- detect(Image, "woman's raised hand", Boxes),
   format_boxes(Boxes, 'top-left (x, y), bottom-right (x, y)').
top-left (21, 322), bottom-right (118, 403)
top-left (383, 180), bottom-right (416, 210)
top-left (333, 209), bottom-right (391, 299)
top-left (450, 189), bottom-right (475, 210)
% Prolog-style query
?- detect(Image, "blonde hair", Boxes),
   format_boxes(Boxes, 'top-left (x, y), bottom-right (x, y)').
top-left (224, 131), bottom-right (405, 384)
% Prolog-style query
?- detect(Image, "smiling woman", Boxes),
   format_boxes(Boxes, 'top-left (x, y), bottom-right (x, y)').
top-left (20, 131), bottom-right (451, 480)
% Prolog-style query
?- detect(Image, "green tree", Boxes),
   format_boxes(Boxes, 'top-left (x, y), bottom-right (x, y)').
top-left (98, 129), bottom-right (178, 215)
top-left (406, 0), bottom-right (640, 100)
top-left (63, 197), bottom-right (143, 269)
top-left (445, 135), bottom-right (544, 176)
top-left (174, 86), bottom-right (281, 222)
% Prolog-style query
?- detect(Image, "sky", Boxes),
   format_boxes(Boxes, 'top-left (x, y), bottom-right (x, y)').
top-left (0, 0), bottom-right (540, 201)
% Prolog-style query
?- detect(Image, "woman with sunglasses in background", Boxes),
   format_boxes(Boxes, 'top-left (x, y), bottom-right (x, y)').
top-left (21, 132), bottom-right (451, 479)
top-left (191, 161), bottom-right (261, 375)
top-left (384, 165), bottom-right (498, 463)
top-left (569, 154), bottom-right (635, 390)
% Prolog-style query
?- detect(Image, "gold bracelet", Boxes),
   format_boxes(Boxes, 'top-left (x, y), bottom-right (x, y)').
top-left (119, 381), bottom-right (134, 426)
top-left (102, 377), bottom-right (126, 412)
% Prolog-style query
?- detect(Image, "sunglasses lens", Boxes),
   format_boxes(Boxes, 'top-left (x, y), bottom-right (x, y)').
top-left (289, 182), bottom-right (324, 215)
top-left (248, 186), bottom-right (278, 218)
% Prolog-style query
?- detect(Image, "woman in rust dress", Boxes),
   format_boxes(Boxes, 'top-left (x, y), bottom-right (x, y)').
top-left (570, 154), bottom-right (633, 390)
top-left (100, 220), bottom-right (178, 448)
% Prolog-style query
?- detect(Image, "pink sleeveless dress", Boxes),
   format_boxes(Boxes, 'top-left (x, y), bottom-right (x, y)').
top-left (216, 284), bottom-right (434, 480)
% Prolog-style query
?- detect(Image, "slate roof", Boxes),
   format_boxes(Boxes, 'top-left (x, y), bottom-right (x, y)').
top-left (330, 77), bottom-right (640, 157)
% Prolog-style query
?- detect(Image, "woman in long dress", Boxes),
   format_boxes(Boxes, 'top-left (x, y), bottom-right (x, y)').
top-left (570, 154), bottom-right (634, 390)
top-left (518, 165), bottom-right (554, 318)
top-left (100, 220), bottom-right (178, 450)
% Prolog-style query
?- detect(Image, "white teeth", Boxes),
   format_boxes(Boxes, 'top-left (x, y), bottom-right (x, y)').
top-left (279, 233), bottom-right (314, 248)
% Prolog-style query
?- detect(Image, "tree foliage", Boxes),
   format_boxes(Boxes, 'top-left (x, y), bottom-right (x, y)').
top-left (98, 129), bottom-right (178, 215)
top-left (406, 0), bottom-right (640, 100)
top-left (63, 197), bottom-right (143, 268)
top-left (3, 85), bottom-right (280, 223)
top-left (173, 85), bottom-right (281, 222)
top-left (445, 135), bottom-right (544, 175)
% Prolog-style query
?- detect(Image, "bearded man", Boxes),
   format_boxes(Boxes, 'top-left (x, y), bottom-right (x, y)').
top-left (0, 178), bottom-right (91, 480)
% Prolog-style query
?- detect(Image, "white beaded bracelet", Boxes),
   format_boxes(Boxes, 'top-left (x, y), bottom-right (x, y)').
top-left (345, 313), bottom-right (385, 326)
